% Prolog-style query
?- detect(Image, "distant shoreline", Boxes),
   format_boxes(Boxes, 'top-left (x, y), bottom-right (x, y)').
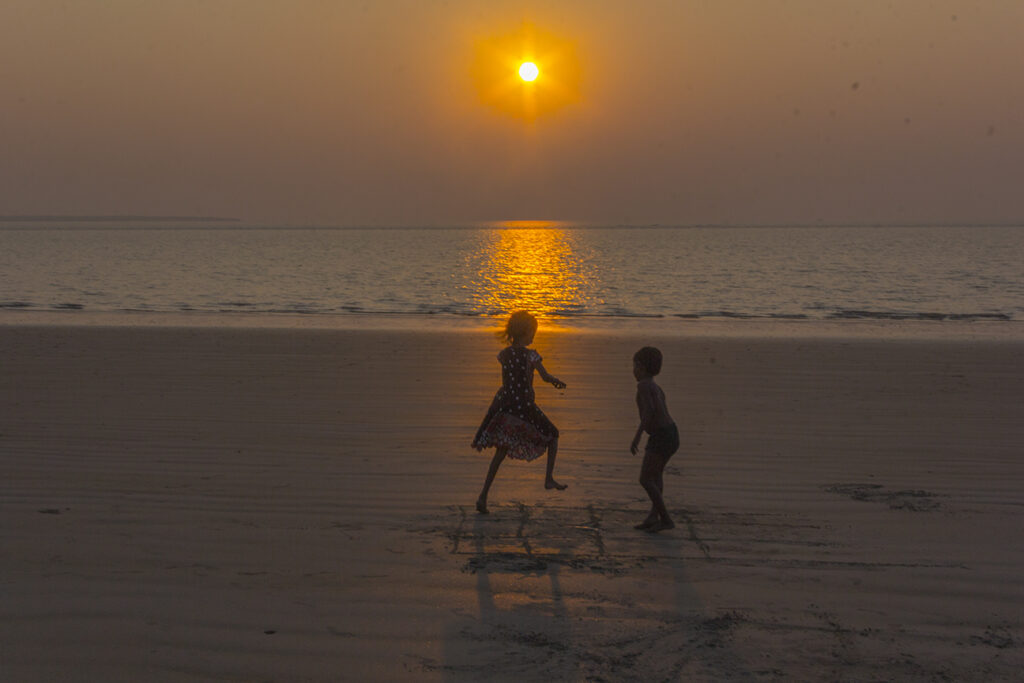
top-left (0, 215), bottom-right (239, 223)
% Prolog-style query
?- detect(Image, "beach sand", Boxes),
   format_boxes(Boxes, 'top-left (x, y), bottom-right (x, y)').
top-left (2, 321), bottom-right (1022, 681)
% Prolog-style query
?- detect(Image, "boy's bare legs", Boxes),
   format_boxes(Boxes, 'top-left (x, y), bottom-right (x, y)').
top-left (650, 469), bottom-right (666, 519)
top-left (635, 469), bottom-right (666, 528)
top-left (638, 451), bottom-right (674, 532)
top-left (477, 447), bottom-right (508, 514)
top-left (636, 500), bottom-right (660, 528)
top-left (544, 437), bottom-right (567, 490)
top-left (635, 452), bottom-right (662, 528)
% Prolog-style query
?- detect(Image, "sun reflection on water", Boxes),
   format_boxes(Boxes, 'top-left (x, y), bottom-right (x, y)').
top-left (469, 226), bottom-right (596, 320)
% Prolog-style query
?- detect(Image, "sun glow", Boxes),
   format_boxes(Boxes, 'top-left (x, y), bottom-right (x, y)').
top-left (471, 22), bottom-right (582, 121)
top-left (518, 61), bottom-right (539, 82)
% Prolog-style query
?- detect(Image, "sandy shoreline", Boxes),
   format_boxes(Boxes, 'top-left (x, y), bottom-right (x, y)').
top-left (3, 308), bottom-right (1024, 341)
top-left (2, 323), bottom-right (1022, 681)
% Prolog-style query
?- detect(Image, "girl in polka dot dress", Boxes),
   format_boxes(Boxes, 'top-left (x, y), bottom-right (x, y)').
top-left (473, 311), bottom-right (567, 514)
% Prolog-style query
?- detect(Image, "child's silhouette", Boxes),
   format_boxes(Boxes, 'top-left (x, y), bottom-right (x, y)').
top-left (472, 311), bottom-right (567, 514)
top-left (630, 346), bottom-right (679, 532)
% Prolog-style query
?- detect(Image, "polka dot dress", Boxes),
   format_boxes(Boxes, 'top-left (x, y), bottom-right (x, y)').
top-left (472, 346), bottom-right (559, 461)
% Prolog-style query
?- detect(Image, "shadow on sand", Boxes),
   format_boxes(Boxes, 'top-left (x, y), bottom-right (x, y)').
top-left (428, 501), bottom-right (759, 681)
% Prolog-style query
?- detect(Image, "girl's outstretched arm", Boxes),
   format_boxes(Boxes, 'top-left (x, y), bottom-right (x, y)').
top-left (535, 361), bottom-right (566, 389)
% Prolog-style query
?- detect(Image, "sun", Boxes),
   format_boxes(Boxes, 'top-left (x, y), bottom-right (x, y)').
top-left (470, 22), bottom-right (581, 120)
top-left (518, 61), bottom-right (539, 82)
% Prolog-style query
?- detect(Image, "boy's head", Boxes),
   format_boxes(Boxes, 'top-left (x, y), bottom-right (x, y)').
top-left (633, 346), bottom-right (663, 378)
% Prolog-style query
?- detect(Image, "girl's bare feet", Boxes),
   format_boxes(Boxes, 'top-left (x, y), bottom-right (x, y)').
top-left (544, 478), bottom-right (568, 490)
top-left (475, 499), bottom-right (488, 514)
top-left (645, 519), bottom-right (675, 533)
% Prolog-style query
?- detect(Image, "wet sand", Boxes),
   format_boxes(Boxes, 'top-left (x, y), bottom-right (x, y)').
top-left (1, 322), bottom-right (1022, 681)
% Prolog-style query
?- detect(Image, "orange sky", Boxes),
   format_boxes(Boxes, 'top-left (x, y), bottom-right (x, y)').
top-left (1, 0), bottom-right (1022, 225)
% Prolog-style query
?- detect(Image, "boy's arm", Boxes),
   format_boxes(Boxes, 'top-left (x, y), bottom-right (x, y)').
top-left (535, 361), bottom-right (566, 389)
top-left (630, 424), bottom-right (644, 455)
top-left (631, 384), bottom-right (653, 454)
top-left (636, 382), bottom-right (657, 433)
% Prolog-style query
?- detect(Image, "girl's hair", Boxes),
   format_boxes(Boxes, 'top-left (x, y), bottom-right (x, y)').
top-left (499, 310), bottom-right (538, 344)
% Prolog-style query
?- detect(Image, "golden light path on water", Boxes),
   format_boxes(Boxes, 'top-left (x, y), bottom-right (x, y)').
top-left (469, 223), bottom-right (598, 321)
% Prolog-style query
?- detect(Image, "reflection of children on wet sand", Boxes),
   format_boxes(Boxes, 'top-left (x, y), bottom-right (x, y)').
top-left (630, 346), bottom-right (680, 533)
top-left (472, 311), bottom-right (567, 514)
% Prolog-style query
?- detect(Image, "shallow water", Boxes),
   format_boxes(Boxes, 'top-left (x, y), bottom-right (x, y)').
top-left (2, 224), bottom-right (1022, 324)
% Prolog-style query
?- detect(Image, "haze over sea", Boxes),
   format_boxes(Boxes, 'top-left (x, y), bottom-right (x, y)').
top-left (2, 223), bottom-right (1022, 330)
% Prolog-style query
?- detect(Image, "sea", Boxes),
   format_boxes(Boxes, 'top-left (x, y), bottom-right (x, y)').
top-left (2, 223), bottom-right (1022, 330)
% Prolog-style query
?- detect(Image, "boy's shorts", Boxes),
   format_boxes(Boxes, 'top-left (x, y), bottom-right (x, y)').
top-left (645, 423), bottom-right (679, 459)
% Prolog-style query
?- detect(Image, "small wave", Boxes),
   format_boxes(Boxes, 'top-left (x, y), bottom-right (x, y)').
top-left (946, 313), bottom-right (1013, 321)
top-left (413, 304), bottom-right (469, 316)
top-left (828, 310), bottom-right (1011, 321)
top-left (0, 301), bottom-right (33, 309)
top-left (683, 311), bottom-right (758, 319)
top-left (674, 311), bottom-right (806, 320)
top-left (54, 303), bottom-right (84, 310)
top-left (562, 311), bottom-right (665, 319)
